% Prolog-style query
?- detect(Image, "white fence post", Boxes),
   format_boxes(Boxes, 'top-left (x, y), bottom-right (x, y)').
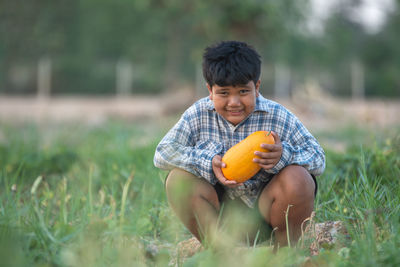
top-left (274, 63), bottom-right (291, 100)
top-left (116, 59), bottom-right (133, 96)
top-left (37, 56), bottom-right (51, 99)
top-left (195, 64), bottom-right (207, 99)
top-left (351, 59), bottom-right (365, 101)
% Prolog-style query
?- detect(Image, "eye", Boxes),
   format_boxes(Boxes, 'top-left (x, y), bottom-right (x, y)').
top-left (239, 89), bottom-right (250, 94)
top-left (217, 91), bottom-right (229, 96)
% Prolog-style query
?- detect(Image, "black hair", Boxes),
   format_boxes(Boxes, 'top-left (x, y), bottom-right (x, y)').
top-left (202, 40), bottom-right (261, 87)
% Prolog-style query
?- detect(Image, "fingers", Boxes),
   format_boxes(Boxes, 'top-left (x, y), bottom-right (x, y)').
top-left (253, 131), bottom-right (283, 170)
top-left (253, 155), bottom-right (279, 170)
top-left (260, 143), bottom-right (281, 152)
top-left (270, 131), bottom-right (281, 144)
top-left (217, 174), bottom-right (243, 188)
top-left (260, 132), bottom-right (281, 152)
top-left (216, 168), bottom-right (243, 187)
top-left (253, 155), bottom-right (278, 165)
top-left (212, 155), bottom-right (243, 187)
top-left (220, 178), bottom-right (243, 187)
top-left (212, 155), bottom-right (226, 168)
top-left (254, 150), bottom-right (281, 159)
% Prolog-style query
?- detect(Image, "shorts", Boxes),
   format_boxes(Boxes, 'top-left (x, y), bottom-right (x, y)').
top-left (213, 174), bottom-right (318, 243)
top-left (214, 174), bottom-right (318, 204)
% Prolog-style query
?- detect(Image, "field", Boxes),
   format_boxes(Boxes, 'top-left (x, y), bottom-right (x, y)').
top-left (1, 98), bottom-right (400, 266)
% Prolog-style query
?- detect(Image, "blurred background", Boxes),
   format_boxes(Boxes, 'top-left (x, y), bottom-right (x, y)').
top-left (1, 2), bottom-right (400, 266)
top-left (0, 0), bottom-right (399, 124)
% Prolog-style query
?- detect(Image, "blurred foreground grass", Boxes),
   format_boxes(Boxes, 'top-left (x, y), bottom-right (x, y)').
top-left (0, 120), bottom-right (399, 266)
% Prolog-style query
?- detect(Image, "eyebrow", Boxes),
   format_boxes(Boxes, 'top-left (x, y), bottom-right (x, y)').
top-left (233, 82), bottom-right (252, 88)
top-left (214, 87), bottom-right (230, 91)
top-left (216, 83), bottom-right (252, 89)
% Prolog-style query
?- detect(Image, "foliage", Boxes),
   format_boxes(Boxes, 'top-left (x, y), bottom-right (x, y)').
top-left (307, 1), bottom-right (400, 97)
top-left (0, 121), bottom-right (399, 266)
top-left (0, 0), bottom-right (309, 95)
top-left (2, 0), bottom-right (398, 97)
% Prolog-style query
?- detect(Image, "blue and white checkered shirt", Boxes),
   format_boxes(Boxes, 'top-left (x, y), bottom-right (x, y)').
top-left (154, 95), bottom-right (325, 208)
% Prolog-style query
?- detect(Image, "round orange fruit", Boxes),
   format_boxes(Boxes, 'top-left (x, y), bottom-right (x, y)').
top-left (222, 131), bottom-right (275, 183)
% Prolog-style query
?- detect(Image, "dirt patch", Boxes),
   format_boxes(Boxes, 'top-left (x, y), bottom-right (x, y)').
top-left (0, 90), bottom-right (193, 125)
top-left (1, 93), bottom-right (399, 132)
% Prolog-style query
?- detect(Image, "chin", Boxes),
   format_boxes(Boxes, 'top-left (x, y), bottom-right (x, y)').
top-left (228, 117), bottom-right (244, 125)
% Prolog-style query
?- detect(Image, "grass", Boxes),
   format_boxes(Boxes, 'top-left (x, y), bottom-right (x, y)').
top-left (0, 119), bottom-right (399, 266)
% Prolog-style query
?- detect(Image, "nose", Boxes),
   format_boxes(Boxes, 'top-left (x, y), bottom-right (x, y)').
top-left (228, 95), bottom-right (240, 106)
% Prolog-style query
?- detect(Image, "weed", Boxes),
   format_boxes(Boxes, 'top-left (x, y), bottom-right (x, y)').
top-left (0, 121), bottom-right (399, 266)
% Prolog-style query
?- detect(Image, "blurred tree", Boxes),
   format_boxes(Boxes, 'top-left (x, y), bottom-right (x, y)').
top-left (363, 1), bottom-right (400, 97)
top-left (0, 0), bottom-right (80, 94)
top-left (310, 1), bottom-right (368, 97)
top-left (0, 0), bottom-right (310, 94)
top-left (321, 0), bottom-right (399, 98)
top-left (0, 0), bottom-right (398, 97)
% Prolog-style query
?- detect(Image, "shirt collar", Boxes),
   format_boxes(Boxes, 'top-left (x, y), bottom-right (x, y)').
top-left (254, 94), bottom-right (270, 113)
top-left (205, 98), bottom-right (215, 110)
top-left (205, 94), bottom-right (270, 113)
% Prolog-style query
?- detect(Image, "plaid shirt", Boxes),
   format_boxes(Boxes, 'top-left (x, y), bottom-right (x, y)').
top-left (154, 95), bottom-right (325, 208)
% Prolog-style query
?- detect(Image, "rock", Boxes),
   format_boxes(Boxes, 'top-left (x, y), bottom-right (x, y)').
top-left (302, 217), bottom-right (349, 256)
top-left (169, 237), bottom-right (203, 266)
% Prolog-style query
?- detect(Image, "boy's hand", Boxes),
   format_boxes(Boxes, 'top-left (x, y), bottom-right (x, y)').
top-left (212, 155), bottom-right (243, 188)
top-left (253, 131), bottom-right (283, 170)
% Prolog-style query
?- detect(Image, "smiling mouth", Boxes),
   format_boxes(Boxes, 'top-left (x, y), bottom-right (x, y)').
top-left (227, 110), bottom-right (244, 115)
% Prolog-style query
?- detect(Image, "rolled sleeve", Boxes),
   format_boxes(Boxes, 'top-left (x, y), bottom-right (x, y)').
top-left (263, 123), bottom-right (325, 176)
top-left (194, 146), bottom-right (221, 185)
top-left (153, 110), bottom-right (222, 185)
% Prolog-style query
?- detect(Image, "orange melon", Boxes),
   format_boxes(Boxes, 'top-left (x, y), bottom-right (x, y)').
top-left (221, 131), bottom-right (275, 183)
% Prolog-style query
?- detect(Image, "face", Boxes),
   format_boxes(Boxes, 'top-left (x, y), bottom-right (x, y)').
top-left (207, 80), bottom-right (260, 126)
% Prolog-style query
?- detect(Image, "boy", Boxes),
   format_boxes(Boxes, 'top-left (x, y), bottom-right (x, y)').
top-left (154, 41), bottom-right (325, 248)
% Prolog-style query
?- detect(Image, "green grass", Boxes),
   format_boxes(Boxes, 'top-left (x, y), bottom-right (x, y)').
top-left (0, 120), bottom-right (399, 266)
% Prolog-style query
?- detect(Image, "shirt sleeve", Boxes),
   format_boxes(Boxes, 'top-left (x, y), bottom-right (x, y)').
top-left (153, 111), bottom-right (221, 185)
top-left (265, 118), bottom-right (326, 176)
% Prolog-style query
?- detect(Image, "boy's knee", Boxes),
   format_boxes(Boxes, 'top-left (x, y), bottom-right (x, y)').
top-left (165, 168), bottom-right (186, 190)
top-left (165, 168), bottom-right (219, 207)
top-left (165, 168), bottom-right (195, 198)
top-left (275, 165), bottom-right (315, 201)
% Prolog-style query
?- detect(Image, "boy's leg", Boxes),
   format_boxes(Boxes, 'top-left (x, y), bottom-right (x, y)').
top-left (165, 168), bottom-right (220, 241)
top-left (220, 197), bottom-right (272, 245)
top-left (258, 165), bottom-right (315, 248)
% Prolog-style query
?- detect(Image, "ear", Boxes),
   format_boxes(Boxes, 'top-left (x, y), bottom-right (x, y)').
top-left (206, 83), bottom-right (213, 100)
top-left (255, 80), bottom-right (261, 97)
